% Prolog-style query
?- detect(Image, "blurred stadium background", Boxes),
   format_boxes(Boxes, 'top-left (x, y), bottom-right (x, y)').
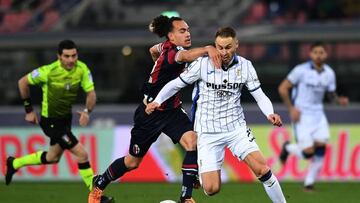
top-left (0, 0), bottom-right (360, 202)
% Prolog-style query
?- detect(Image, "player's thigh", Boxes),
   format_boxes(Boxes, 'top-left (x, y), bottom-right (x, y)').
top-left (162, 107), bottom-right (194, 145)
top-left (129, 104), bottom-right (163, 157)
top-left (197, 132), bottom-right (226, 174)
top-left (313, 114), bottom-right (330, 144)
top-left (293, 116), bottom-right (314, 150)
top-left (227, 125), bottom-right (260, 161)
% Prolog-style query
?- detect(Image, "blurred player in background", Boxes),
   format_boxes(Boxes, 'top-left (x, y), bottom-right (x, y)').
top-left (88, 15), bottom-right (221, 203)
top-left (5, 40), bottom-right (113, 203)
top-left (146, 27), bottom-right (287, 203)
top-left (278, 42), bottom-right (349, 191)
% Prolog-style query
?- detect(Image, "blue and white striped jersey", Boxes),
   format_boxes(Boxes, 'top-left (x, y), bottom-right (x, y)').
top-left (180, 55), bottom-right (260, 133)
top-left (287, 61), bottom-right (336, 112)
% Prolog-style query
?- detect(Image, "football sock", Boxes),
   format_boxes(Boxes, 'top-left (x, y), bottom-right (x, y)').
top-left (95, 157), bottom-right (129, 190)
top-left (13, 151), bottom-right (44, 170)
top-left (180, 151), bottom-right (198, 201)
top-left (285, 143), bottom-right (304, 159)
top-left (78, 162), bottom-right (94, 191)
top-left (259, 170), bottom-right (286, 203)
top-left (304, 146), bottom-right (325, 187)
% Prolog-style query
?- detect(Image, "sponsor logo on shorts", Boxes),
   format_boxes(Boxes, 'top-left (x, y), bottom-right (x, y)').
top-left (62, 134), bottom-right (72, 144)
top-left (133, 144), bottom-right (140, 155)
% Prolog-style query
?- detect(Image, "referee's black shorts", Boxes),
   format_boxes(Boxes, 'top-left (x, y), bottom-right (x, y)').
top-left (39, 115), bottom-right (78, 149)
top-left (129, 103), bottom-right (193, 157)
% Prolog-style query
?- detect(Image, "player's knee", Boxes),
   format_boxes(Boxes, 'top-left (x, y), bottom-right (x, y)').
top-left (203, 183), bottom-right (220, 196)
top-left (180, 131), bottom-right (197, 151)
top-left (47, 156), bottom-right (61, 164)
top-left (125, 158), bottom-right (141, 170)
top-left (254, 165), bottom-right (270, 178)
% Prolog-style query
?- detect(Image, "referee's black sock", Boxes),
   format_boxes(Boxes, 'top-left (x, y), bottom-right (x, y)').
top-left (94, 157), bottom-right (129, 190)
top-left (180, 151), bottom-right (198, 201)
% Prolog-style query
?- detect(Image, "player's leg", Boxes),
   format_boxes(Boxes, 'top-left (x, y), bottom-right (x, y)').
top-left (178, 131), bottom-right (198, 203)
top-left (69, 142), bottom-right (94, 190)
top-left (304, 114), bottom-right (329, 191)
top-left (5, 117), bottom-right (65, 185)
top-left (280, 115), bottom-right (314, 164)
top-left (89, 103), bottom-right (161, 203)
top-left (163, 107), bottom-right (197, 203)
top-left (197, 131), bottom-right (226, 196)
top-left (5, 143), bottom-right (63, 185)
top-left (244, 151), bottom-right (286, 203)
top-left (229, 126), bottom-right (286, 203)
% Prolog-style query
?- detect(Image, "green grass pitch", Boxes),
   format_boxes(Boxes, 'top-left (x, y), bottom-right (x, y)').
top-left (1, 182), bottom-right (359, 203)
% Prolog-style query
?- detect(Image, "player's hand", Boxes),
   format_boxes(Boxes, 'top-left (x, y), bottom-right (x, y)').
top-left (289, 107), bottom-right (300, 122)
top-left (337, 96), bottom-right (349, 106)
top-left (145, 102), bottom-right (160, 115)
top-left (25, 111), bottom-right (38, 124)
top-left (206, 46), bottom-right (221, 69)
top-left (77, 110), bottom-right (90, 127)
top-left (267, 113), bottom-right (282, 127)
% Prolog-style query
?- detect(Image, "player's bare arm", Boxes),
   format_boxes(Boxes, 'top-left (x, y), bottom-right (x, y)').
top-left (176, 46), bottom-right (221, 68)
top-left (278, 79), bottom-right (300, 122)
top-left (18, 75), bottom-right (38, 124)
top-left (327, 91), bottom-right (349, 106)
top-left (78, 90), bottom-right (96, 127)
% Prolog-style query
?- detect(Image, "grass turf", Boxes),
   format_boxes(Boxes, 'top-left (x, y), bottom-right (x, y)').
top-left (0, 182), bottom-right (359, 203)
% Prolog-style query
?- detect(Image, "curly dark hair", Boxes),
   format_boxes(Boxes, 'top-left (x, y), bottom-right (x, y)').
top-left (149, 15), bottom-right (183, 38)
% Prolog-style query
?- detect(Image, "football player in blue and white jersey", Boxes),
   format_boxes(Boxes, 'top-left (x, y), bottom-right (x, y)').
top-left (146, 27), bottom-right (286, 203)
top-left (278, 42), bottom-right (349, 191)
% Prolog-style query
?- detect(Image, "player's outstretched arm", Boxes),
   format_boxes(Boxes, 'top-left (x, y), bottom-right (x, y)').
top-left (176, 46), bottom-right (221, 68)
top-left (145, 77), bottom-right (188, 115)
top-left (250, 87), bottom-right (282, 127)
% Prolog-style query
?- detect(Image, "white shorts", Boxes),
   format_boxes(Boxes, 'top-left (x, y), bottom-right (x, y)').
top-left (293, 111), bottom-right (329, 149)
top-left (197, 124), bottom-right (260, 174)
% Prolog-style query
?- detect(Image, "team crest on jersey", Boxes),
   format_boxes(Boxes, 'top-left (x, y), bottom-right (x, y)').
top-left (32, 69), bottom-right (40, 79)
top-left (133, 144), bottom-right (140, 155)
top-left (236, 69), bottom-right (241, 76)
top-left (64, 82), bottom-right (71, 90)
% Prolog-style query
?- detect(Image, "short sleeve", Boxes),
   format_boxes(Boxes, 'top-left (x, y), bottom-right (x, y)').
top-left (245, 61), bottom-right (261, 92)
top-left (327, 69), bottom-right (336, 92)
top-left (81, 66), bottom-right (95, 92)
top-left (27, 65), bottom-right (49, 85)
top-left (287, 66), bottom-right (303, 85)
top-left (179, 58), bottom-right (202, 85)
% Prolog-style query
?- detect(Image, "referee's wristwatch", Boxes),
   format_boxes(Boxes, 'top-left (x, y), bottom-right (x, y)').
top-left (83, 108), bottom-right (91, 114)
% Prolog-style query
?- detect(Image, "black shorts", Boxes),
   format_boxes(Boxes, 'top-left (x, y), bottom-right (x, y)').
top-left (39, 115), bottom-right (78, 149)
top-left (129, 103), bottom-right (193, 157)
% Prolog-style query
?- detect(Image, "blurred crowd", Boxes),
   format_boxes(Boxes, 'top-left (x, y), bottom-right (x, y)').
top-left (243, 0), bottom-right (360, 25)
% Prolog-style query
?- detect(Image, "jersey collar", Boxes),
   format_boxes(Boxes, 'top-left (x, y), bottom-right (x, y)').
top-left (222, 55), bottom-right (238, 71)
